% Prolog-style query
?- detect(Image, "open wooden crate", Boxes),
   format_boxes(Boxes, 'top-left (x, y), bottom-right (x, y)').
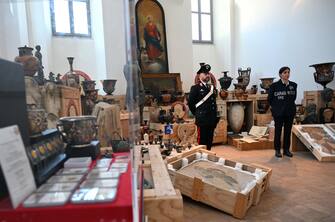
top-left (291, 124), bottom-right (335, 162)
top-left (167, 149), bottom-right (272, 219)
top-left (134, 145), bottom-right (183, 222)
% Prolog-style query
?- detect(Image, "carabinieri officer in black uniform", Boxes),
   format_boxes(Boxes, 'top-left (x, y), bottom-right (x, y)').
top-left (188, 63), bottom-right (219, 150)
top-left (268, 66), bottom-right (297, 158)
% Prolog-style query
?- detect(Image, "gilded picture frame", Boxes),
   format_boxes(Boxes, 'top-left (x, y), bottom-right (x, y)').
top-left (135, 0), bottom-right (169, 74)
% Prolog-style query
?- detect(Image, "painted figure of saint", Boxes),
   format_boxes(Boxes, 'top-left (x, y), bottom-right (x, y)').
top-left (143, 15), bottom-right (163, 61)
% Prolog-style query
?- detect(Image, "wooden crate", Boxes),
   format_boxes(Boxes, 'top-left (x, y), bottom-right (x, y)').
top-left (167, 149), bottom-right (272, 218)
top-left (216, 98), bottom-right (227, 119)
top-left (165, 145), bottom-right (208, 164)
top-left (291, 124), bottom-right (335, 161)
top-left (213, 119), bottom-right (228, 144)
top-left (134, 145), bottom-right (183, 222)
top-left (58, 85), bottom-right (82, 117)
top-left (228, 135), bottom-right (274, 151)
top-left (325, 123), bottom-right (335, 134)
top-left (254, 113), bottom-right (272, 126)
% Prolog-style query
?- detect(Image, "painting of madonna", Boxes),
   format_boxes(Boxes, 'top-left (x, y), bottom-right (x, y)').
top-left (136, 0), bottom-right (169, 74)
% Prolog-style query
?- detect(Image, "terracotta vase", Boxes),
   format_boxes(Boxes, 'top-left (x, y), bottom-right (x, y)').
top-left (260, 77), bottom-right (275, 93)
top-left (218, 71), bottom-right (233, 90)
top-left (57, 116), bottom-right (98, 145)
top-left (102, 79), bottom-right (117, 95)
top-left (234, 87), bottom-right (244, 99)
top-left (309, 62), bottom-right (335, 88)
top-left (228, 103), bottom-right (245, 133)
top-left (160, 91), bottom-right (171, 104)
top-left (14, 46), bottom-right (39, 77)
top-left (320, 107), bottom-right (334, 123)
top-left (249, 85), bottom-right (258, 94)
top-left (219, 89), bottom-right (229, 100)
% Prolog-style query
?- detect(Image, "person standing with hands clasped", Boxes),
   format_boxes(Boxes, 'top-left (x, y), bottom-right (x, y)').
top-left (188, 63), bottom-right (219, 151)
top-left (268, 66), bottom-right (297, 158)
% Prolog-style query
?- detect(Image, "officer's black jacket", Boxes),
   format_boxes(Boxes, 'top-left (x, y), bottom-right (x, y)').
top-left (268, 80), bottom-right (297, 117)
top-left (188, 83), bottom-right (219, 127)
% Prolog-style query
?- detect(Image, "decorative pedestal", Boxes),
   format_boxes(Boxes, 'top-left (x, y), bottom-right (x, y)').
top-left (66, 140), bottom-right (100, 160)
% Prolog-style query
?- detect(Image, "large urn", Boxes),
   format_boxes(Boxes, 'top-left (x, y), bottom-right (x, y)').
top-left (309, 62), bottom-right (335, 88)
top-left (102, 79), bottom-right (117, 95)
top-left (218, 71), bottom-right (233, 100)
top-left (260, 77), bottom-right (275, 93)
top-left (57, 116), bottom-right (98, 145)
top-left (237, 67), bottom-right (251, 89)
top-left (14, 45), bottom-right (39, 77)
top-left (218, 71), bottom-right (233, 90)
top-left (228, 103), bottom-right (245, 133)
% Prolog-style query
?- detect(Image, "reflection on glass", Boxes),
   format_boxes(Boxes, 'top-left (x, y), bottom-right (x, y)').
top-left (73, 1), bottom-right (89, 34)
top-left (54, 0), bottom-right (70, 33)
top-left (201, 14), bottom-right (211, 41)
top-left (200, 0), bottom-right (211, 13)
top-left (192, 13), bottom-right (199, 40)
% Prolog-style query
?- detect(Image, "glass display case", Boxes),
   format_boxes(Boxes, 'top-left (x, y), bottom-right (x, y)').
top-left (0, 0), bottom-right (141, 221)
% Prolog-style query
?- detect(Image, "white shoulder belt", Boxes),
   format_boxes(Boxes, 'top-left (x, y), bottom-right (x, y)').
top-left (195, 85), bottom-right (214, 108)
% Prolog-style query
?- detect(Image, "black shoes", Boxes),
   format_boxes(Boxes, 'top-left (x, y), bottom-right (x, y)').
top-left (283, 151), bottom-right (293, 158)
top-left (275, 150), bottom-right (282, 158)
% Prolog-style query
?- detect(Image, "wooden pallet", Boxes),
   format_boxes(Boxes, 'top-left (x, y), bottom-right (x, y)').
top-left (167, 149), bottom-right (272, 218)
top-left (165, 145), bottom-right (210, 164)
top-left (134, 145), bottom-right (183, 222)
top-left (291, 125), bottom-right (335, 161)
top-left (228, 135), bottom-right (274, 151)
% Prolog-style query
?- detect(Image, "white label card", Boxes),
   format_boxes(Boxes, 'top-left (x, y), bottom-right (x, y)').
top-left (0, 125), bottom-right (36, 208)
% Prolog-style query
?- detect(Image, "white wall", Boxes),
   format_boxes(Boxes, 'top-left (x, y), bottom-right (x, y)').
top-left (193, 0), bottom-right (234, 90)
top-left (193, 0), bottom-right (335, 101)
top-left (101, 0), bottom-right (127, 95)
top-left (159, 0), bottom-right (194, 92)
top-left (0, 1), bottom-right (29, 60)
top-left (234, 0), bottom-right (335, 102)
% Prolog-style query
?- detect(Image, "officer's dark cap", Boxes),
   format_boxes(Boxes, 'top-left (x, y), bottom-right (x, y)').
top-left (197, 62), bottom-right (211, 74)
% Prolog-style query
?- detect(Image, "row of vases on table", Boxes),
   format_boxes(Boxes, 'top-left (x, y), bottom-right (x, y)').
top-left (218, 70), bottom-right (275, 98)
top-left (144, 90), bottom-right (185, 106)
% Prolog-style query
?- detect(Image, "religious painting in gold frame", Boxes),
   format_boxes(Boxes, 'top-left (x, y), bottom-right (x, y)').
top-left (136, 0), bottom-right (169, 74)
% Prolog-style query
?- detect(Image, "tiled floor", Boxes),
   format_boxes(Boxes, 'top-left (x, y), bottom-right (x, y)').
top-left (183, 145), bottom-right (335, 222)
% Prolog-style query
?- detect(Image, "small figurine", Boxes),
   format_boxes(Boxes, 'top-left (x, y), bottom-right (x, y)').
top-left (56, 73), bottom-right (63, 84)
top-left (35, 45), bottom-right (45, 85)
top-left (48, 72), bottom-right (55, 82)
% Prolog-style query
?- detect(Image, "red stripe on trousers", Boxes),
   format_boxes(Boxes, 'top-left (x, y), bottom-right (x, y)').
top-left (197, 126), bottom-right (201, 145)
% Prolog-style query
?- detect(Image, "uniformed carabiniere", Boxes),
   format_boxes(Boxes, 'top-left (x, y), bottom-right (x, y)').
top-left (268, 66), bottom-right (297, 158)
top-left (188, 63), bottom-right (219, 150)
